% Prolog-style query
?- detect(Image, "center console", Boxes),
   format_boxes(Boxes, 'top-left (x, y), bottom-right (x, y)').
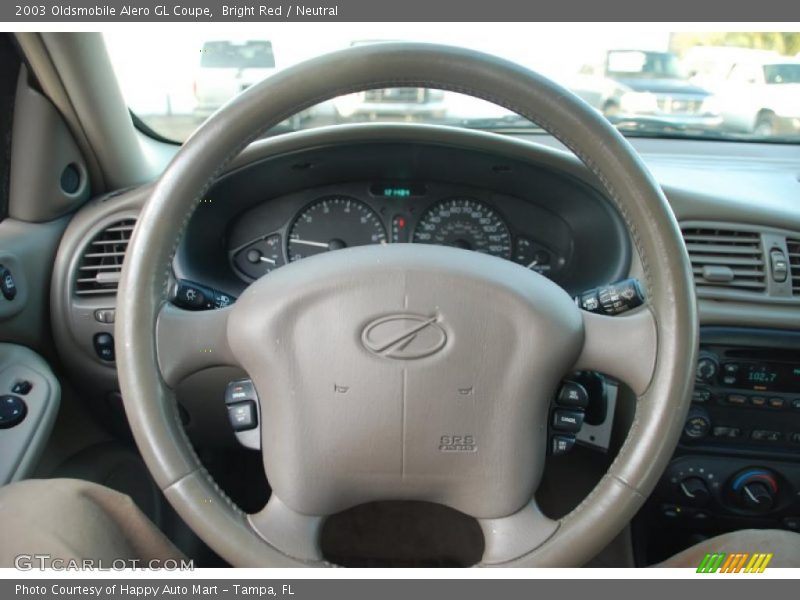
top-left (640, 328), bottom-right (800, 563)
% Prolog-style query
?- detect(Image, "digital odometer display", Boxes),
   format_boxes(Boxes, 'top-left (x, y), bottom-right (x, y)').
top-left (740, 362), bottom-right (800, 392)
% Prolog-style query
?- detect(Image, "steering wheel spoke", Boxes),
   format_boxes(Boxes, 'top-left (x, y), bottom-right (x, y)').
top-left (478, 498), bottom-right (558, 565)
top-left (248, 496), bottom-right (326, 563)
top-left (156, 303), bottom-right (237, 387)
top-left (574, 307), bottom-right (657, 396)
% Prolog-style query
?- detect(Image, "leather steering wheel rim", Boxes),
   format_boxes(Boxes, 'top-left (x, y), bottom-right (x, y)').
top-left (116, 43), bottom-right (698, 567)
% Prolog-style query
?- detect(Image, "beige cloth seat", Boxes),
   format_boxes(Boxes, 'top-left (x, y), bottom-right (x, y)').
top-left (1, 478), bottom-right (799, 568)
top-left (0, 478), bottom-right (183, 567)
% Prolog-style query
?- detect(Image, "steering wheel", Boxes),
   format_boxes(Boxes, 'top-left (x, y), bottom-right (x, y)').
top-left (116, 43), bottom-right (697, 567)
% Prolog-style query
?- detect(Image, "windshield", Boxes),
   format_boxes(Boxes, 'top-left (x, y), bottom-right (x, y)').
top-left (104, 26), bottom-right (800, 144)
top-left (200, 41), bottom-right (276, 69)
top-left (764, 63), bottom-right (800, 84)
top-left (606, 51), bottom-right (687, 80)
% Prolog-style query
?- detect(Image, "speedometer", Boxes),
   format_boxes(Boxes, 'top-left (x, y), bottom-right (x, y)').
top-left (287, 196), bottom-right (387, 262)
top-left (412, 198), bottom-right (512, 259)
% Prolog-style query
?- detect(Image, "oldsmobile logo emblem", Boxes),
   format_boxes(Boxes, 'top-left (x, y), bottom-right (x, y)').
top-left (361, 314), bottom-right (447, 359)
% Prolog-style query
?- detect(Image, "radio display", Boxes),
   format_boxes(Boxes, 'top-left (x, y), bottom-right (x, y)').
top-left (740, 362), bottom-right (800, 392)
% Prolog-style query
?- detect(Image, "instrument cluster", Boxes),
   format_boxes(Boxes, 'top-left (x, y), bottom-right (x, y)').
top-left (229, 181), bottom-right (568, 283)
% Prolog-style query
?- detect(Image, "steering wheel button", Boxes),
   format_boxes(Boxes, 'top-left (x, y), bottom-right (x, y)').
top-left (552, 409), bottom-right (584, 433)
top-left (557, 381), bottom-right (589, 409)
top-left (550, 434), bottom-right (576, 456)
top-left (225, 379), bottom-right (257, 403)
top-left (227, 400), bottom-right (257, 431)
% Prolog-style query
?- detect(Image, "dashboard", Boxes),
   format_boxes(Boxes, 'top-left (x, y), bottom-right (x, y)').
top-left (174, 135), bottom-right (629, 300)
top-left (229, 181), bottom-right (569, 283)
top-left (47, 124), bottom-right (800, 563)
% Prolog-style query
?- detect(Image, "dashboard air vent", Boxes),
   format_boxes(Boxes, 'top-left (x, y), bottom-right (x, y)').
top-left (788, 238), bottom-right (800, 295)
top-left (74, 218), bottom-right (136, 296)
top-left (682, 227), bottom-right (766, 292)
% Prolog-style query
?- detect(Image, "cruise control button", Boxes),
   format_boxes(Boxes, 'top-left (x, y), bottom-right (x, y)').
top-left (552, 409), bottom-right (584, 433)
top-left (225, 379), bottom-right (257, 404)
top-left (556, 381), bottom-right (588, 409)
top-left (550, 434), bottom-right (576, 456)
top-left (227, 400), bottom-right (257, 431)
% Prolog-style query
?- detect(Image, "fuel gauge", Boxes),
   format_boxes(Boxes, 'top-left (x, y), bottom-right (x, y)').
top-left (233, 233), bottom-right (286, 280)
top-left (514, 237), bottom-right (554, 276)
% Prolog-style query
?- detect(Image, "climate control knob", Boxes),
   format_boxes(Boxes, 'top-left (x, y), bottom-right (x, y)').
top-left (678, 476), bottom-right (710, 507)
top-left (730, 469), bottom-right (778, 514)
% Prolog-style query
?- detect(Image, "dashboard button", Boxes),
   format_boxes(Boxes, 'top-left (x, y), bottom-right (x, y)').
top-left (0, 394), bottom-right (26, 428)
top-left (727, 394), bottom-right (747, 406)
top-left (0, 265), bottom-right (17, 301)
top-left (770, 249), bottom-right (788, 283)
top-left (692, 389), bottom-right (711, 403)
top-left (791, 433), bottom-right (800, 444)
top-left (768, 397), bottom-right (785, 409)
top-left (750, 396), bottom-right (767, 407)
top-left (751, 430), bottom-right (782, 442)
top-left (783, 516), bottom-right (800, 531)
top-left (792, 399), bottom-right (800, 410)
top-left (93, 332), bottom-right (115, 362)
top-left (10, 381), bottom-right (32, 395)
top-left (712, 426), bottom-right (741, 439)
top-left (94, 308), bottom-right (116, 323)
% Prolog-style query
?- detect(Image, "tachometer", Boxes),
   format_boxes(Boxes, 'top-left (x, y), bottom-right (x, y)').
top-left (287, 196), bottom-right (387, 262)
top-left (412, 198), bottom-right (512, 259)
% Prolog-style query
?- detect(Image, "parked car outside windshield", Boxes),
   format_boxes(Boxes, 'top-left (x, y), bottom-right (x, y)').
top-left (103, 26), bottom-right (800, 144)
top-left (194, 40), bottom-right (276, 119)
